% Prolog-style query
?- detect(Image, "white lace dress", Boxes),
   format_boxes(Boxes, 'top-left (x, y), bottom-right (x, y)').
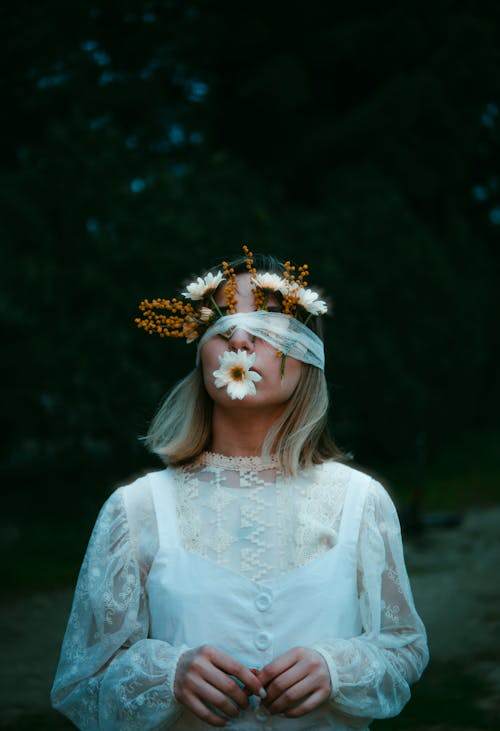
top-left (51, 455), bottom-right (429, 730)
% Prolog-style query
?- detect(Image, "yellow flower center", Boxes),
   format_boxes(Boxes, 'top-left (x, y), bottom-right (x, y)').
top-left (229, 365), bottom-right (245, 381)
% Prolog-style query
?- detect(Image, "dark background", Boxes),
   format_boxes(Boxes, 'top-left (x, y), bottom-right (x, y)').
top-left (1, 1), bottom-right (500, 729)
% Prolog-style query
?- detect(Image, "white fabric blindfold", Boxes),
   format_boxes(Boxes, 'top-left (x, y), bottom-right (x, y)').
top-left (196, 311), bottom-right (325, 370)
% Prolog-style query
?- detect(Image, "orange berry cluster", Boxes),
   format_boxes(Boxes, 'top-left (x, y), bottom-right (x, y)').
top-left (243, 245), bottom-right (266, 310)
top-left (135, 298), bottom-right (198, 339)
top-left (281, 261), bottom-right (309, 317)
top-left (242, 244), bottom-right (255, 277)
top-left (222, 260), bottom-right (238, 314)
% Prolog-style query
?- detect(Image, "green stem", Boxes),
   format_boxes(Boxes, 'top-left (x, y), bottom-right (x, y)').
top-left (210, 295), bottom-right (233, 339)
top-left (209, 295), bottom-right (224, 318)
top-left (280, 353), bottom-right (287, 379)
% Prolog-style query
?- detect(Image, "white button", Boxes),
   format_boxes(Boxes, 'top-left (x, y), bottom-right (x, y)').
top-left (255, 631), bottom-right (272, 650)
top-left (255, 592), bottom-right (272, 611)
top-left (255, 706), bottom-right (270, 722)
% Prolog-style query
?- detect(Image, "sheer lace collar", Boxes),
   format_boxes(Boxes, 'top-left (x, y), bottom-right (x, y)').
top-left (193, 451), bottom-right (281, 471)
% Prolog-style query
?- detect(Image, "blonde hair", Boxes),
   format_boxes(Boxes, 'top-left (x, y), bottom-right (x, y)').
top-left (144, 252), bottom-right (345, 475)
top-left (145, 362), bottom-right (344, 476)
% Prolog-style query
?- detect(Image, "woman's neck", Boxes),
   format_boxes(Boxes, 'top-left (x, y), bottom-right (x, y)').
top-left (210, 404), bottom-right (284, 457)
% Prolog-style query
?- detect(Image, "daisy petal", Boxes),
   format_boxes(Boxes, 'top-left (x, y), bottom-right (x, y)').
top-left (182, 271), bottom-right (225, 300)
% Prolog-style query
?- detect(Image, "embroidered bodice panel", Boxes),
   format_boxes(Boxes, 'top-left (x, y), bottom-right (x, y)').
top-left (172, 453), bottom-right (348, 583)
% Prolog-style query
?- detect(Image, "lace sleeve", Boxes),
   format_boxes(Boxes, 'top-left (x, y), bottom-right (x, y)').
top-left (314, 479), bottom-right (429, 724)
top-left (50, 485), bottom-right (186, 730)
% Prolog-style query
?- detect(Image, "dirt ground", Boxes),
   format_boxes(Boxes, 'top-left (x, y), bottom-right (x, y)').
top-left (395, 506), bottom-right (500, 731)
top-left (1, 506), bottom-right (499, 730)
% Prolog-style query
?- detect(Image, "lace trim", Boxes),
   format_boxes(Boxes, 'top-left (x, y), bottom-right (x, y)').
top-left (194, 451), bottom-right (281, 471)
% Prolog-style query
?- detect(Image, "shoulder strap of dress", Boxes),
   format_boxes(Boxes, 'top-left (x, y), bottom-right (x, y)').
top-left (338, 470), bottom-right (371, 546)
top-left (148, 469), bottom-right (180, 549)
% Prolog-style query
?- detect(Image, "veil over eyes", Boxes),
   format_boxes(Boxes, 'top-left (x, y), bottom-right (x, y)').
top-left (196, 311), bottom-right (325, 371)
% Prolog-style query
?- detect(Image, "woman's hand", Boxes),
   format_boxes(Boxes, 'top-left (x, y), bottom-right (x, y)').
top-left (174, 645), bottom-right (265, 727)
top-left (258, 647), bottom-right (331, 717)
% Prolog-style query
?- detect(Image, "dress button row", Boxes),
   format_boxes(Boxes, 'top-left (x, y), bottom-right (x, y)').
top-left (255, 631), bottom-right (272, 650)
top-left (255, 706), bottom-right (270, 722)
top-left (255, 705), bottom-right (272, 728)
top-left (255, 591), bottom-right (272, 611)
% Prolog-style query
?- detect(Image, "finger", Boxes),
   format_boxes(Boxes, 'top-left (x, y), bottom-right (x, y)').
top-left (186, 694), bottom-right (228, 727)
top-left (180, 666), bottom-right (246, 717)
top-left (263, 663), bottom-right (308, 705)
top-left (283, 689), bottom-right (330, 718)
top-left (187, 676), bottom-right (242, 720)
top-left (204, 668), bottom-right (251, 710)
top-left (266, 675), bottom-right (317, 714)
top-left (258, 648), bottom-right (300, 687)
top-left (210, 649), bottom-right (265, 697)
top-left (243, 667), bottom-right (260, 696)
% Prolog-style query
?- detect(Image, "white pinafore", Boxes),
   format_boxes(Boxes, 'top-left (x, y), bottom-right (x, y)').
top-left (146, 469), bottom-right (370, 731)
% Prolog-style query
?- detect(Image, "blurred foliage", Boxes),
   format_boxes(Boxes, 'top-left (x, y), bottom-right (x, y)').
top-left (1, 0), bottom-right (500, 516)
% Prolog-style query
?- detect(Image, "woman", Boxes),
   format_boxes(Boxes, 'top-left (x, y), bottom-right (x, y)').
top-left (51, 249), bottom-right (429, 730)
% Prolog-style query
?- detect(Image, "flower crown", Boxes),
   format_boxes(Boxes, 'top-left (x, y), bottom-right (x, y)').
top-left (135, 245), bottom-right (328, 343)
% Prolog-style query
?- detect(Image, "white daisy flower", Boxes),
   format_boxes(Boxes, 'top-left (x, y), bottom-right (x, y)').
top-left (213, 349), bottom-right (262, 400)
top-left (278, 279), bottom-right (299, 296)
top-left (295, 287), bottom-right (328, 315)
top-left (251, 272), bottom-right (285, 292)
top-left (182, 271), bottom-right (225, 300)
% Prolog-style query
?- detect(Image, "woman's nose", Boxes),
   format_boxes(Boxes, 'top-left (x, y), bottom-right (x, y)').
top-left (228, 328), bottom-right (255, 352)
